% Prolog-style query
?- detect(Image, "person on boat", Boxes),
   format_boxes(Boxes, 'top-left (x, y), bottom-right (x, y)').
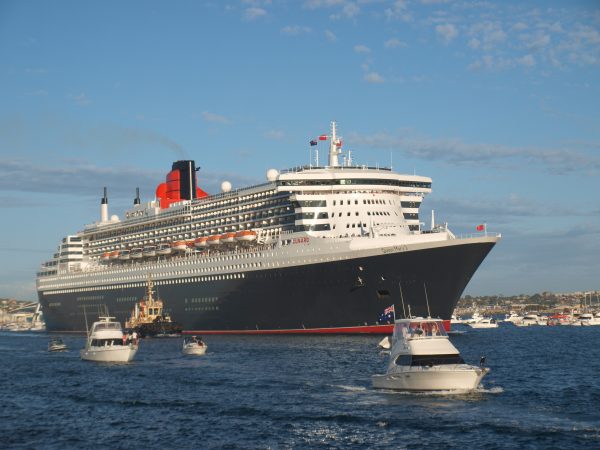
top-left (197, 337), bottom-right (205, 347)
top-left (132, 331), bottom-right (138, 345)
top-left (431, 323), bottom-right (439, 336)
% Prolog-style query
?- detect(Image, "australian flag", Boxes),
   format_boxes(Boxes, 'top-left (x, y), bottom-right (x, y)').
top-left (378, 305), bottom-right (395, 324)
top-left (309, 140), bottom-right (318, 146)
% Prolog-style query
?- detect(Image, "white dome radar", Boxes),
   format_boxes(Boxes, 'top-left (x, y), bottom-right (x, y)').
top-left (221, 181), bottom-right (232, 193)
top-left (266, 169), bottom-right (279, 182)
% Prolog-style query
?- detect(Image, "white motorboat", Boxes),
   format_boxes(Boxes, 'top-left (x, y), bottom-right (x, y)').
top-left (515, 314), bottom-right (541, 327)
top-left (182, 337), bottom-right (207, 355)
top-left (372, 318), bottom-right (489, 392)
top-left (464, 311), bottom-right (483, 324)
top-left (48, 337), bottom-right (68, 352)
top-left (450, 314), bottom-right (463, 324)
top-left (579, 313), bottom-right (600, 326)
top-left (468, 317), bottom-right (498, 329)
top-left (503, 311), bottom-right (523, 324)
top-left (80, 316), bottom-right (138, 362)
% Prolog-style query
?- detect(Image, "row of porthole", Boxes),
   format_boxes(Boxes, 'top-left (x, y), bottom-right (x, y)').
top-left (184, 306), bottom-right (219, 312)
top-left (186, 297), bottom-right (218, 304)
top-left (43, 260), bottom-right (259, 289)
top-left (43, 273), bottom-right (246, 295)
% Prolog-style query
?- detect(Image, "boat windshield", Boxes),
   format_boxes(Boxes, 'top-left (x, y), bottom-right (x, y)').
top-left (393, 320), bottom-right (447, 339)
top-left (94, 322), bottom-right (121, 330)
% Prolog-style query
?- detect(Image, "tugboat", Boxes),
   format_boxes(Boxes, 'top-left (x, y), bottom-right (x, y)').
top-left (125, 274), bottom-right (182, 338)
top-left (372, 317), bottom-right (489, 392)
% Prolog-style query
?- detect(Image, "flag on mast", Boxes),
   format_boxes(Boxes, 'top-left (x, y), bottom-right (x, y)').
top-left (318, 134), bottom-right (328, 141)
top-left (476, 224), bottom-right (486, 232)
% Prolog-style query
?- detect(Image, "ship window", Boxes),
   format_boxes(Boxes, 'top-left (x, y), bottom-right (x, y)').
top-left (395, 355), bottom-right (412, 366)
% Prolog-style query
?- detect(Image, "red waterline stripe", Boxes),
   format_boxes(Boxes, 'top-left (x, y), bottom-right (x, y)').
top-left (184, 320), bottom-right (451, 335)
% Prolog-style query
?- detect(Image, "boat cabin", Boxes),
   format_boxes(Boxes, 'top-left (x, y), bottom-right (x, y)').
top-left (392, 319), bottom-right (448, 340)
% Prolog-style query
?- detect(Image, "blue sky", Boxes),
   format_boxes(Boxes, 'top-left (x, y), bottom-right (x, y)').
top-left (1, 0), bottom-right (599, 300)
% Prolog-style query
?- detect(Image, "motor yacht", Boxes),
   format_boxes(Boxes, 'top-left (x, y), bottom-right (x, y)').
top-left (80, 316), bottom-right (138, 362)
top-left (372, 318), bottom-right (489, 392)
top-left (578, 313), bottom-right (600, 326)
top-left (182, 336), bottom-right (207, 355)
top-left (468, 317), bottom-right (498, 329)
top-left (515, 314), bottom-right (542, 327)
top-left (503, 311), bottom-right (523, 324)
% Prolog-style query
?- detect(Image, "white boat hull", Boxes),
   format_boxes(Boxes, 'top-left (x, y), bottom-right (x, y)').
top-left (80, 345), bottom-right (138, 362)
top-left (182, 343), bottom-right (207, 355)
top-left (372, 365), bottom-right (488, 392)
top-left (469, 322), bottom-right (498, 329)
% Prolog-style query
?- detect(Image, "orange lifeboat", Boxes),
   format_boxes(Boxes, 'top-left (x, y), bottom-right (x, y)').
top-left (171, 240), bottom-right (187, 252)
top-left (109, 250), bottom-right (120, 260)
top-left (221, 232), bottom-right (236, 244)
top-left (207, 234), bottom-right (221, 246)
top-left (235, 230), bottom-right (257, 242)
top-left (194, 237), bottom-right (208, 248)
top-left (101, 252), bottom-right (111, 262)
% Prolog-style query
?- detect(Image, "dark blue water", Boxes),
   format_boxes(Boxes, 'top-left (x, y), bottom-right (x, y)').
top-left (1, 325), bottom-right (600, 449)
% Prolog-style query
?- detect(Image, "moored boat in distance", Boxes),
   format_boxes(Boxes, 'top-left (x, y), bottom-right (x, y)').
top-left (37, 122), bottom-right (501, 334)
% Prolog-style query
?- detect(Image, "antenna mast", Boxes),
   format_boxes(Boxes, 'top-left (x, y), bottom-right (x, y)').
top-left (328, 121), bottom-right (342, 167)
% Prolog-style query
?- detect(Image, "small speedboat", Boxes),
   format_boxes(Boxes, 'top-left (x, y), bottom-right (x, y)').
top-left (48, 337), bottom-right (68, 352)
top-left (372, 318), bottom-right (489, 392)
top-left (80, 316), bottom-right (138, 362)
top-left (182, 337), bottom-right (207, 355)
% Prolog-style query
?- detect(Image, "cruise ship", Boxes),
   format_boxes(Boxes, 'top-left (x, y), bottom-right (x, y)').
top-left (37, 122), bottom-right (500, 334)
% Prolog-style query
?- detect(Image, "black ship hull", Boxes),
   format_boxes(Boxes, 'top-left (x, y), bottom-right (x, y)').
top-left (39, 240), bottom-right (495, 334)
top-left (128, 321), bottom-right (183, 338)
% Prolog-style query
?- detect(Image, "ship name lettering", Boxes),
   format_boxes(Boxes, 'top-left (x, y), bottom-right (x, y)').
top-left (382, 245), bottom-right (408, 254)
top-left (126, 209), bottom-right (148, 219)
top-left (292, 237), bottom-right (310, 245)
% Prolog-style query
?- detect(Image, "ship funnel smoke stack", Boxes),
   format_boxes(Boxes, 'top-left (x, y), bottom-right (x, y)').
top-left (134, 187), bottom-right (141, 205)
top-left (101, 187), bottom-right (108, 223)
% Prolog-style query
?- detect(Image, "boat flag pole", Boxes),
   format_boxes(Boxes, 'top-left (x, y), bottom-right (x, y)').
top-left (399, 282), bottom-right (407, 319)
top-left (423, 282), bottom-right (432, 318)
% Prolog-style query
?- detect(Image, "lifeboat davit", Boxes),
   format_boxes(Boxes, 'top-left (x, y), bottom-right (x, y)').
top-left (130, 248), bottom-right (143, 259)
top-left (207, 235), bottom-right (221, 246)
top-left (171, 241), bottom-right (187, 252)
top-left (157, 243), bottom-right (172, 255)
top-left (119, 250), bottom-right (131, 261)
top-left (143, 245), bottom-right (156, 257)
top-left (221, 232), bottom-right (236, 244)
top-left (101, 252), bottom-right (111, 262)
top-left (194, 237), bottom-right (208, 248)
top-left (235, 230), bottom-right (257, 242)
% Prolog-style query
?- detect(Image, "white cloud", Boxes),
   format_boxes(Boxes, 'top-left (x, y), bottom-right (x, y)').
top-left (512, 22), bottom-right (528, 31)
top-left (264, 130), bottom-right (285, 140)
top-left (384, 38), bottom-right (407, 48)
top-left (244, 7), bottom-right (267, 21)
top-left (201, 111), bottom-right (231, 124)
top-left (436, 23), bottom-right (458, 44)
top-left (468, 38), bottom-right (480, 49)
top-left (385, 0), bottom-right (412, 22)
top-left (348, 131), bottom-right (600, 174)
top-left (69, 93), bottom-right (90, 106)
top-left (325, 30), bottom-right (337, 42)
top-left (517, 54), bottom-right (536, 67)
top-left (364, 72), bottom-right (385, 83)
top-left (354, 44), bottom-right (371, 53)
top-left (281, 25), bottom-right (312, 36)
